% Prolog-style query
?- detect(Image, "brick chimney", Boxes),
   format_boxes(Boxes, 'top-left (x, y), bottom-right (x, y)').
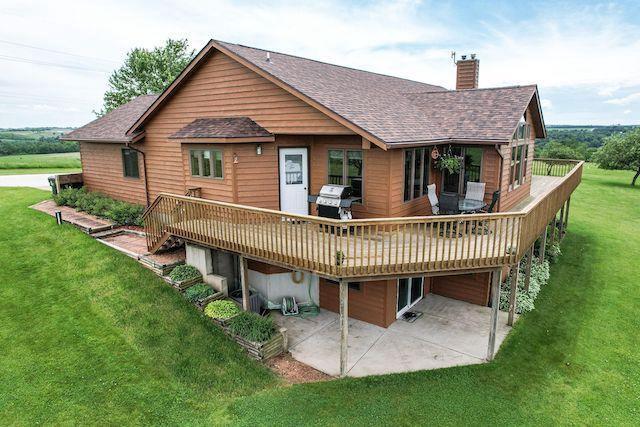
top-left (456, 54), bottom-right (479, 90)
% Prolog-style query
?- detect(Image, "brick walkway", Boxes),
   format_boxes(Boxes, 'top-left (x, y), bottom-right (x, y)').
top-left (31, 200), bottom-right (114, 233)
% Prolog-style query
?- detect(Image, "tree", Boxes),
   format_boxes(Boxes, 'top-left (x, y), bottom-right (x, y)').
top-left (97, 39), bottom-right (194, 115)
top-left (540, 140), bottom-right (583, 160)
top-left (593, 128), bottom-right (640, 186)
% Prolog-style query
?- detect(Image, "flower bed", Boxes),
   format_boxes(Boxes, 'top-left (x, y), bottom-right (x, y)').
top-left (53, 187), bottom-right (144, 226)
top-left (166, 264), bottom-right (202, 290)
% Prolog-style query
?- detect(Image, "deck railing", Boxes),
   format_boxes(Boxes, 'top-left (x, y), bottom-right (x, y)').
top-left (143, 159), bottom-right (583, 279)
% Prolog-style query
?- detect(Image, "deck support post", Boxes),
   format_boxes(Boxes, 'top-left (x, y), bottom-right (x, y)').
top-left (487, 268), bottom-right (502, 361)
top-left (240, 256), bottom-right (250, 311)
top-left (564, 197), bottom-right (571, 230)
top-left (550, 216), bottom-right (556, 246)
top-left (339, 279), bottom-right (349, 377)
top-left (539, 225), bottom-right (548, 261)
top-left (507, 262), bottom-right (520, 326)
top-left (524, 245), bottom-right (534, 293)
top-left (559, 204), bottom-right (565, 239)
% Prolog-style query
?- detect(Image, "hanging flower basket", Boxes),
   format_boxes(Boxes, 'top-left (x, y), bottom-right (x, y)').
top-left (434, 146), bottom-right (463, 174)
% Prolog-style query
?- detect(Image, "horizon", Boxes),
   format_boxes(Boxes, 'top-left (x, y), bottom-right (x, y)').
top-left (2, 0), bottom-right (640, 127)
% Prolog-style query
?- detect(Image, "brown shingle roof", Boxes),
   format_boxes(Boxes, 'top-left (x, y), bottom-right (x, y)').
top-left (169, 117), bottom-right (272, 139)
top-left (61, 94), bottom-right (158, 142)
top-left (403, 85), bottom-right (540, 143)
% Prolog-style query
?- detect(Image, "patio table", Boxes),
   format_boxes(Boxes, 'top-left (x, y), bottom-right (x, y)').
top-left (458, 199), bottom-right (487, 213)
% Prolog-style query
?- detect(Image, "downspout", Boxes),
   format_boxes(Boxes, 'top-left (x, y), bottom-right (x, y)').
top-left (125, 142), bottom-right (150, 207)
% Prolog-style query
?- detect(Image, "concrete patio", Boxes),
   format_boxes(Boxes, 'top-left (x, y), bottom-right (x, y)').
top-left (274, 294), bottom-right (513, 377)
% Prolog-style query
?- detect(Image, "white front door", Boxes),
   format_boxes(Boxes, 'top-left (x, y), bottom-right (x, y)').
top-left (279, 148), bottom-right (309, 215)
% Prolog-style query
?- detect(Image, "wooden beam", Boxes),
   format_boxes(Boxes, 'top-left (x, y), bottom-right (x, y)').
top-left (486, 268), bottom-right (502, 361)
top-left (240, 256), bottom-right (250, 311)
top-left (539, 225), bottom-right (548, 261)
top-left (559, 204), bottom-right (565, 239)
top-left (508, 262), bottom-right (519, 326)
top-left (550, 217), bottom-right (556, 246)
top-left (339, 279), bottom-right (349, 377)
top-left (564, 197), bottom-right (571, 230)
top-left (362, 137), bottom-right (372, 150)
top-left (524, 245), bottom-right (534, 292)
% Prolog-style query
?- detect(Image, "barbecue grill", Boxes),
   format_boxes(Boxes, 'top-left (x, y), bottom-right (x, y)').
top-left (308, 184), bottom-right (359, 220)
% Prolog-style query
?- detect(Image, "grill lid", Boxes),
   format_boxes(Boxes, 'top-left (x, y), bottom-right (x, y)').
top-left (319, 184), bottom-right (352, 199)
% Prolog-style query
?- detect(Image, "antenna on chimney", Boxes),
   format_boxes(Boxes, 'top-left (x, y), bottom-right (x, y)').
top-left (266, 52), bottom-right (271, 62)
top-left (451, 51), bottom-right (456, 64)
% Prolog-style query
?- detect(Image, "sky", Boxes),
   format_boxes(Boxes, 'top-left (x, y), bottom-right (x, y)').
top-left (1, 0), bottom-right (640, 128)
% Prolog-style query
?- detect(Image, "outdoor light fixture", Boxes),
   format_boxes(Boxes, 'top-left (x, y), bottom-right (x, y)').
top-left (256, 144), bottom-right (262, 155)
top-left (233, 153), bottom-right (239, 164)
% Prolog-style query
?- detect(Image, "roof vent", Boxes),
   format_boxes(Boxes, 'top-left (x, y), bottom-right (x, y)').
top-left (266, 52), bottom-right (271, 62)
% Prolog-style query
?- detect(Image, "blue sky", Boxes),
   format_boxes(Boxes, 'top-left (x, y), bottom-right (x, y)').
top-left (1, 0), bottom-right (640, 127)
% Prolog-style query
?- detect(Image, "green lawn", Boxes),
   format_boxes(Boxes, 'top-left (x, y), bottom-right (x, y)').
top-left (0, 165), bottom-right (638, 425)
top-left (0, 152), bottom-right (81, 174)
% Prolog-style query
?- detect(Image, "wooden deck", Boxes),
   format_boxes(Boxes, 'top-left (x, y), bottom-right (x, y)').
top-left (143, 159), bottom-right (583, 279)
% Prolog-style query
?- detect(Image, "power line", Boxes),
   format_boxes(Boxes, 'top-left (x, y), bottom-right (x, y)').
top-left (0, 54), bottom-right (111, 73)
top-left (0, 39), bottom-right (119, 64)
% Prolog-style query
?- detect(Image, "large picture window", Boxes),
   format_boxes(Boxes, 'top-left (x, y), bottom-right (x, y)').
top-left (510, 114), bottom-right (530, 189)
top-left (403, 148), bottom-right (430, 202)
top-left (121, 148), bottom-right (139, 178)
top-left (190, 149), bottom-right (223, 178)
top-left (328, 149), bottom-right (363, 199)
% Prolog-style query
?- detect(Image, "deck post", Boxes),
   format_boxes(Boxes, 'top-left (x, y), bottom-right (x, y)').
top-left (239, 256), bottom-right (250, 311)
top-left (564, 197), bottom-right (571, 230)
top-left (539, 225), bottom-right (548, 261)
top-left (524, 245), bottom-right (534, 292)
top-left (507, 262), bottom-right (520, 326)
top-left (339, 279), bottom-right (349, 377)
top-left (550, 216), bottom-right (556, 246)
top-left (487, 268), bottom-right (502, 361)
top-left (559, 204), bottom-right (565, 239)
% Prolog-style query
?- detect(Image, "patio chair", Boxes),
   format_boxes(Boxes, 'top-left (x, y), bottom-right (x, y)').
top-left (439, 192), bottom-right (460, 215)
top-left (465, 182), bottom-right (486, 202)
top-left (427, 183), bottom-right (439, 215)
top-left (483, 190), bottom-right (501, 213)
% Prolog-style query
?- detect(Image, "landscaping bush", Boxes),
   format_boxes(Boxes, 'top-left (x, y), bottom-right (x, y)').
top-left (183, 283), bottom-right (214, 303)
top-left (53, 187), bottom-right (144, 226)
top-left (204, 300), bottom-right (240, 319)
top-left (106, 201), bottom-right (144, 226)
top-left (169, 264), bottom-right (201, 282)
top-left (500, 257), bottom-right (550, 314)
top-left (227, 311), bottom-right (276, 343)
top-left (546, 243), bottom-right (562, 263)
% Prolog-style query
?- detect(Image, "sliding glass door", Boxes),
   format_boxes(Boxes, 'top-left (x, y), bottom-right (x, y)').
top-left (442, 147), bottom-right (483, 195)
top-left (397, 277), bottom-right (424, 317)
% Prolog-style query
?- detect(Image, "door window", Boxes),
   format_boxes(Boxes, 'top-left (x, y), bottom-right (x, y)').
top-left (284, 154), bottom-right (303, 184)
top-left (397, 277), bottom-right (424, 316)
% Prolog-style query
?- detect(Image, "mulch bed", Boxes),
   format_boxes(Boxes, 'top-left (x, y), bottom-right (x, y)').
top-left (265, 353), bottom-right (332, 384)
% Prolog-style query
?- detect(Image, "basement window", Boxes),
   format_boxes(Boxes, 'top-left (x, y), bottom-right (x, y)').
top-left (190, 149), bottom-right (223, 179)
top-left (121, 148), bottom-right (139, 178)
top-left (325, 279), bottom-right (361, 291)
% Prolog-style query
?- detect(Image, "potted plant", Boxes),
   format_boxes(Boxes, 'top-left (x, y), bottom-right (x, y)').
top-left (225, 311), bottom-right (287, 360)
top-left (434, 147), bottom-right (463, 174)
top-left (335, 250), bottom-right (345, 266)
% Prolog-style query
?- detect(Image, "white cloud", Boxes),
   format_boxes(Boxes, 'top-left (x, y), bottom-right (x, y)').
top-left (624, 109), bottom-right (632, 115)
top-left (604, 92), bottom-right (640, 105)
top-left (541, 99), bottom-right (553, 109)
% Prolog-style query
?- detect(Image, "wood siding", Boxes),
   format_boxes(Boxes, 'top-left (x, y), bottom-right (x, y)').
top-left (319, 278), bottom-right (396, 327)
top-left (431, 272), bottom-right (491, 306)
top-left (140, 49), bottom-right (352, 200)
top-left (79, 142), bottom-right (146, 204)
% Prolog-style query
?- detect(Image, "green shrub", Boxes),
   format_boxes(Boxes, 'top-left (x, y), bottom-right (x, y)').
top-left (184, 283), bottom-right (214, 303)
top-left (546, 243), bottom-right (562, 263)
top-left (204, 300), bottom-right (240, 319)
top-left (52, 187), bottom-right (143, 226)
top-left (105, 201), bottom-right (144, 226)
top-left (53, 187), bottom-right (85, 207)
top-left (227, 312), bottom-right (276, 343)
top-left (500, 258), bottom-right (550, 314)
top-left (169, 264), bottom-right (201, 282)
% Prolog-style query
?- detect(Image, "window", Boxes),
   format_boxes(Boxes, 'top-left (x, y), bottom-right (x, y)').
top-left (121, 148), bottom-right (139, 178)
top-left (510, 114), bottom-right (531, 189)
top-left (327, 149), bottom-right (363, 199)
top-left (403, 148), bottom-right (430, 202)
top-left (190, 149), bottom-right (223, 178)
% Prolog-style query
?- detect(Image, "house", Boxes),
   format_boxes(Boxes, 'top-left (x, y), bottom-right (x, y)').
top-left (62, 40), bottom-right (582, 376)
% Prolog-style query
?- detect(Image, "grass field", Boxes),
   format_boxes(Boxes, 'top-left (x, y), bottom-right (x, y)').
top-left (0, 165), bottom-right (638, 425)
top-left (0, 152), bottom-right (81, 175)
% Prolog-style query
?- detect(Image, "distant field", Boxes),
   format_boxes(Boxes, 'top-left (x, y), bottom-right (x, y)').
top-left (0, 152), bottom-right (81, 174)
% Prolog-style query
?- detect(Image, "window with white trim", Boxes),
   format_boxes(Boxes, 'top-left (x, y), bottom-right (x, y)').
top-left (510, 114), bottom-right (530, 189)
top-left (190, 149), bottom-right (223, 178)
top-left (403, 148), bottom-right (430, 202)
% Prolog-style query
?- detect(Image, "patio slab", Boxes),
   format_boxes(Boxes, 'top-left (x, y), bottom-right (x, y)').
top-left (274, 294), bottom-right (513, 377)
top-left (30, 199), bottom-right (114, 233)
